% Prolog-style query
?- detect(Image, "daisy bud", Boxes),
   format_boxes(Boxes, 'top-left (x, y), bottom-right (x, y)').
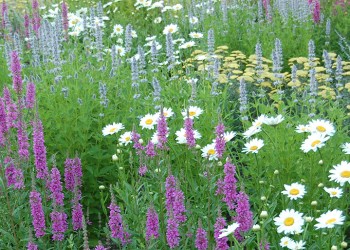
top-left (155, 168), bottom-right (161, 173)
top-left (318, 183), bottom-right (324, 188)
top-left (260, 196), bottom-right (266, 201)
top-left (99, 185), bottom-right (105, 190)
top-left (252, 224), bottom-right (260, 231)
top-left (217, 161), bottom-right (223, 167)
top-left (311, 201), bottom-right (317, 206)
top-left (195, 144), bottom-right (201, 149)
top-left (119, 167), bottom-right (123, 170)
top-left (112, 154), bottom-right (118, 161)
top-left (301, 179), bottom-right (305, 182)
top-left (260, 211), bottom-right (268, 219)
top-left (116, 149), bottom-right (121, 154)
top-left (259, 181), bottom-right (265, 184)
top-left (305, 216), bottom-right (313, 222)
top-left (274, 170), bottom-right (279, 175)
top-left (139, 139), bottom-right (143, 144)
top-left (319, 160), bottom-right (323, 165)
top-left (341, 242), bottom-right (348, 248)
top-left (331, 246), bottom-right (337, 250)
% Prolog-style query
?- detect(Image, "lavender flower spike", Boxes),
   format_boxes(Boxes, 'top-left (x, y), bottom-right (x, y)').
top-left (29, 190), bottom-right (46, 238)
top-left (11, 51), bottom-right (23, 95)
top-left (146, 206), bottom-right (159, 241)
top-left (33, 119), bottom-right (49, 179)
top-left (49, 167), bottom-right (64, 206)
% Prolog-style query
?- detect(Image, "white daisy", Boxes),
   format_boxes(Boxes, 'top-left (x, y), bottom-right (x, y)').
top-left (281, 182), bottom-right (306, 200)
top-left (189, 16), bottom-right (199, 24)
top-left (112, 24), bottom-right (123, 35)
top-left (154, 17), bottom-right (162, 23)
top-left (218, 222), bottom-right (240, 239)
top-left (280, 236), bottom-right (294, 248)
top-left (201, 143), bottom-right (218, 160)
top-left (163, 23), bottom-right (179, 35)
top-left (157, 107), bottom-right (174, 119)
top-left (102, 122), bottom-right (124, 136)
top-left (172, 4), bottom-right (183, 11)
top-left (341, 142), bottom-right (350, 154)
top-left (140, 113), bottom-right (158, 130)
top-left (308, 119), bottom-right (336, 136)
top-left (295, 124), bottom-right (310, 133)
top-left (119, 131), bottom-right (132, 145)
top-left (242, 138), bottom-right (264, 154)
top-left (300, 133), bottom-right (329, 153)
top-left (114, 45), bottom-right (126, 56)
top-left (224, 131), bottom-right (237, 142)
top-left (243, 126), bottom-right (262, 138)
top-left (289, 240), bottom-right (306, 250)
top-left (329, 161), bottom-right (350, 186)
top-left (175, 128), bottom-right (201, 144)
top-left (274, 209), bottom-right (304, 234)
top-left (189, 32), bottom-right (203, 39)
top-left (181, 106), bottom-right (203, 119)
top-left (179, 41), bottom-right (195, 49)
top-left (252, 115), bottom-right (267, 128)
top-left (314, 209), bottom-right (345, 229)
top-left (324, 187), bottom-right (343, 198)
top-left (264, 114), bottom-right (285, 126)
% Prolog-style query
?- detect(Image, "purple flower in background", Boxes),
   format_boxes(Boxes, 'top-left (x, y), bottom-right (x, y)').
top-left (214, 122), bottom-right (226, 158)
top-left (49, 167), bottom-right (64, 206)
top-left (132, 130), bottom-right (144, 153)
top-left (50, 211), bottom-right (68, 241)
top-left (4, 157), bottom-right (24, 189)
top-left (25, 82), bottom-right (36, 109)
top-left (215, 178), bottom-right (225, 196)
top-left (195, 226), bottom-right (208, 250)
top-left (72, 201), bottom-right (83, 231)
top-left (24, 13), bottom-right (30, 38)
top-left (166, 217), bottom-right (180, 249)
top-left (138, 165), bottom-right (148, 176)
top-left (145, 140), bottom-right (156, 158)
top-left (27, 242), bottom-right (38, 250)
top-left (184, 117), bottom-right (195, 148)
top-left (61, 2), bottom-right (69, 37)
top-left (165, 175), bottom-right (177, 214)
top-left (146, 206), bottom-right (159, 241)
top-left (260, 240), bottom-right (270, 250)
top-left (313, 0), bottom-right (320, 24)
top-left (0, 97), bottom-right (8, 146)
top-left (173, 189), bottom-right (186, 223)
top-left (64, 157), bottom-right (83, 192)
top-left (11, 51), bottom-right (23, 95)
top-left (3, 87), bottom-right (18, 129)
top-left (29, 190), bottom-right (46, 238)
top-left (17, 118), bottom-right (30, 160)
top-left (156, 112), bottom-right (168, 150)
top-left (233, 191), bottom-right (253, 241)
top-left (108, 202), bottom-right (130, 245)
top-left (223, 160), bottom-right (237, 210)
top-left (32, 0), bottom-right (40, 35)
top-left (94, 243), bottom-right (107, 250)
top-left (33, 119), bottom-right (49, 179)
top-left (1, 1), bottom-right (7, 29)
top-left (214, 215), bottom-right (229, 250)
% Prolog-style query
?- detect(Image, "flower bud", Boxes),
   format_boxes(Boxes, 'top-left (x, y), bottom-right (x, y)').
top-left (217, 161), bottom-right (223, 167)
top-left (99, 185), bottom-right (105, 190)
top-left (195, 144), bottom-right (201, 149)
top-left (260, 211), bottom-right (268, 219)
top-left (341, 242), bottom-right (348, 248)
top-left (319, 160), bottom-right (323, 165)
top-left (116, 149), bottom-right (121, 154)
top-left (260, 196), bottom-right (266, 201)
top-left (318, 183), bottom-right (324, 188)
top-left (112, 154), bottom-right (118, 161)
top-left (331, 246), bottom-right (337, 250)
top-left (138, 139), bottom-right (143, 144)
top-left (274, 170), bottom-right (279, 175)
top-left (304, 216), bottom-right (313, 222)
top-left (252, 224), bottom-right (261, 231)
top-left (311, 201), bottom-right (317, 206)
top-left (119, 167), bottom-right (123, 170)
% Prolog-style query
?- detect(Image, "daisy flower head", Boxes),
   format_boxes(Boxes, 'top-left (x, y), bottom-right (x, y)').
top-left (314, 209), bottom-right (345, 229)
top-left (119, 131), bottom-right (132, 146)
top-left (329, 161), bottom-right (350, 186)
top-left (163, 23), bottom-right (178, 35)
top-left (201, 143), bottom-right (218, 160)
top-left (280, 236), bottom-right (294, 248)
top-left (140, 113), bottom-right (158, 130)
top-left (274, 209), bottom-right (304, 234)
top-left (300, 133), bottom-right (329, 153)
top-left (154, 17), bottom-right (162, 23)
top-left (102, 122), bottom-right (124, 136)
top-left (308, 119), bottom-right (336, 137)
top-left (179, 41), bottom-right (195, 49)
top-left (252, 114), bottom-right (267, 128)
top-left (181, 106), bottom-right (203, 119)
top-left (157, 107), bottom-right (174, 119)
top-left (172, 4), bottom-right (183, 11)
top-left (242, 138), bottom-right (264, 154)
top-left (243, 125), bottom-right (262, 138)
top-left (264, 114), bottom-right (285, 126)
top-left (114, 45), bottom-right (126, 56)
top-left (341, 142), bottom-right (350, 154)
top-left (218, 222), bottom-right (240, 239)
top-left (281, 182), bottom-right (306, 200)
top-left (189, 32), bottom-right (203, 39)
top-left (189, 16), bottom-right (199, 24)
top-left (175, 128), bottom-right (201, 144)
top-left (289, 240), bottom-right (306, 250)
top-left (295, 124), bottom-right (310, 133)
top-left (224, 131), bottom-right (237, 142)
top-left (324, 187), bottom-right (343, 198)
top-left (112, 24), bottom-right (123, 35)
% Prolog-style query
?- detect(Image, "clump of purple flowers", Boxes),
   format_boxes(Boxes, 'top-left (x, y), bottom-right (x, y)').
top-left (146, 206), bottom-right (159, 241)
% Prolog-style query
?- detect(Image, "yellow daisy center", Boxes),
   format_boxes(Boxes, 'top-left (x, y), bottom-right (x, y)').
top-left (145, 119), bottom-right (153, 125)
top-left (168, 28), bottom-right (174, 33)
top-left (311, 140), bottom-right (321, 147)
top-left (326, 218), bottom-right (336, 225)
top-left (125, 136), bottom-right (131, 141)
top-left (163, 112), bottom-right (168, 117)
top-left (207, 149), bottom-right (216, 155)
top-left (250, 145), bottom-right (258, 151)
top-left (316, 125), bottom-right (326, 132)
top-left (331, 191), bottom-right (337, 195)
top-left (109, 127), bottom-right (117, 133)
top-left (340, 170), bottom-right (350, 178)
top-left (289, 188), bottom-right (300, 195)
top-left (189, 111), bottom-right (196, 116)
top-left (284, 217), bottom-right (294, 226)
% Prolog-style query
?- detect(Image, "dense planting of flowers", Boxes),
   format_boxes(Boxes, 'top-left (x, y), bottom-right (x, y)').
top-left (0, 0), bottom-right (350, 249)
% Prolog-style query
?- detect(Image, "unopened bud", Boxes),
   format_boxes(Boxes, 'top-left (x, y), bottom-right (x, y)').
top-left (260, 211), bottom-right (268, 219)
top-left (311, 201), bottom-right (317, 206)
top-left (99, 185), bottom-right (105, 190)
top-left (331, 246), bottom-right (337, 250)
top-left (274, 170), bottom-right (279, 175)
top-left (112, 154), bottom-right (118, 161)
top-left (341, 242), bottom-right (348, 248)
top-left (252, 224), bottom-right (261, 231)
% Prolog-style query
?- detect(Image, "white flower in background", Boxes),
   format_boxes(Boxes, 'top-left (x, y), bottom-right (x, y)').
top-left (300, 133), bottom-right (329, 153)
top-left (281, 182), bottom-right (306, 200)
top-left (274, 209), bottom-right (304, 234)
top-left (329, 161), bottom-right (350, 186)
top-left (223, 131), bottom-right (236, 142)
top-left (189, 32), bottom-right (203, 39)
top-left (314, 209), bottom-right (345, 229)
top-left (243, 126), bottom-right (262, 138)
top-left (173, 38), bottom-right (185, 44)
top-left (252, 115), bottom-right (267, 128)
top-left (175, 128), bottom-right (201, 144)
top-left (131, 30), bottom-right (138, 38)
top-left (145, 35), bottom-right (156, 41)
top-left (179, 41), bottom-right (195, 49)
top-left (114, 45), bottom-right (126, 56)
top-left (289, 240), bottom-right (306, 250)
top-left (140, 113), bottom-right (159, 130)
top-left (152, 1), bottom-right (163, 8)
top-left (280, 236), bottom-right (294, 249)
top-left (189, 16), bottom-right (199, 24)
top-left (185, 78), bottom-right (198, 85)
top-left (172, 4), bottom-right (183, 11)
top-left (119, 131), bottom-right (133, 145)
top-left (242, 138), bottom-right (264, 154)
top-left (195, 54), bottom-right (207, 61)
top-left (102, 122), bottom-right (124, 136)
top-left (295, 124), bottom-right (310, 133)
top-left (324, 187), bottom-right (343, 198)
top-left (162, 6), bottom-right (173, 12)
top-left (341, 142), bottom-right (350, 154)
top-left (112, 24), bottom-right (124, 36)
top-left (218, 222), bottom-right (240, 239)
top-left (163, 23), bottom-right (179, 34)
top-left (264, 114), bottom-right (284, 125)
top-left (308, 119), bottom-right (336, 137)
top-left (68, 15), bottom-right (83, 28)
top-left (201, 143), bottom-right (218, 160)
top-left (154, 17), bottom-right (162, 23)
top-left (157, 107), bottom-right (174, 119)
top-left (181, 106), bottom-right (203, 119)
